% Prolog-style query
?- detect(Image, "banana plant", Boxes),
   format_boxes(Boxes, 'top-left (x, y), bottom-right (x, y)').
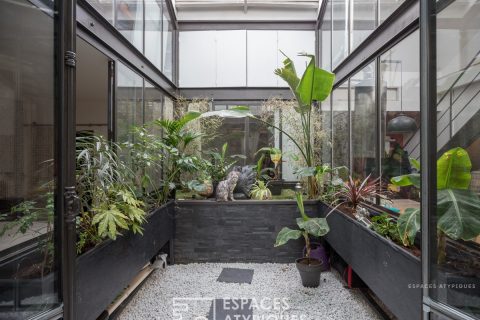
top-left (200, 53), bottom-right (335, 199)
top-left (274, 191), bottom-right (330, 260)
top-left (391, 147), bottom-right (480, 263)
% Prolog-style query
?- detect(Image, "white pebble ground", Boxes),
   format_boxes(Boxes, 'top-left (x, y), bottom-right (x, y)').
top-left (118, 263), bottom-right (382, 320)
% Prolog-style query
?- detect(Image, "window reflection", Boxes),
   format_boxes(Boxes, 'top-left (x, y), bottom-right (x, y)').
top-left (320, 1), bottom-right (332, 71)
top-left (432, 0), bottom-right (480, 317)
top-left (332, 0), bottom-right (349, 69)
top-left (332, 82), bottom-right (350, 168)
top-left (116, 63), bottom-right (143, 143)
top-left (145, 0), bottom-right (162, 71)
top-left (351, 62), bottom-right (377, 179)
top-left (352, 0), bottom-right (377, 50)
top-left (379, 0), bottom-right (405, 23)
top-left (144, 81), bottom-right (164, 128)
top-left (380, 31), bottom-right (420, 212)
top-left (321, 97), bottom-right (333, 166)
top-left (162, 1), bottom-right (174, 81)
top-left (0, 0), bottom-right (59, 317)
top-left (115, 0), bottom-right (144, 52)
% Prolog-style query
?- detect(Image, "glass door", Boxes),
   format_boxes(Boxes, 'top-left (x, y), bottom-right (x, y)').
top-left (430, 0), bottom-right (480, 319)
top-left (0, 0), bottom-right (63, 318)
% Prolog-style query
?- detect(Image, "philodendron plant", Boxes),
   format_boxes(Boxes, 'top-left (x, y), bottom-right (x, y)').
top-left (391, 147), bottom-right (480, 264)
top-left (274, 191), bottom-right (330, 260)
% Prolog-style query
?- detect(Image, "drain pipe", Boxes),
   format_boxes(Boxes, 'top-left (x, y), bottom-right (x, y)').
top-left (100, 254), bottom-right (168, 319)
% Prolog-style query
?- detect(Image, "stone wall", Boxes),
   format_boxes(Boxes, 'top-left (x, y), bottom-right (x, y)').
top-left (174, 200), bottom-right (319, 263)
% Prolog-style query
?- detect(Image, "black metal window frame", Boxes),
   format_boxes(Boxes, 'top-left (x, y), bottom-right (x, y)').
top-left (318, 0), bottom-right (480, 319)
top-left (77, 0), bottom-right (178, 92)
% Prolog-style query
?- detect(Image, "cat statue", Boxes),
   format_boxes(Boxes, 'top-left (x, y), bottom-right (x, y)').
top-left (215, 171), bottom-right (240, 201)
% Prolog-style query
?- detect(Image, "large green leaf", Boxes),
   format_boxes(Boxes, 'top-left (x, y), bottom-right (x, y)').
top-left (178, 111), bottom-right (201, 128)
top-left (410, 158), bottom-right (420, 171)
top-left (296, 55), bottom-right (335, 106)
top-left (297, 217), bottom-right (330, 238)
top-left (397, 208), bottom-right (420, 246)
top-left (437, 189), bottom-right (480, 241)
top-left (437, 147), bottom-right (472, 190)
top-left (274, 227), bottom-right (303, 247)
top-left (390, 173), bottom-right (421, 188)
top-left (274, 53), bottom-right (300, 94)
top-left (200, 106), bottom-right (253, 119)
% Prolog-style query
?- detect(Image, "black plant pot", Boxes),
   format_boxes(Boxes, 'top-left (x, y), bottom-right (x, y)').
top-left (269, 180), bottom-right (284, 196)
top-left (319, 202), bottom-right (422, 320)
top-left (296, 257), bottom-right (323, 288)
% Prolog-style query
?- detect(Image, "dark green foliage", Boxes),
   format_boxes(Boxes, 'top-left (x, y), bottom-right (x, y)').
top-left (371, 214), bottom-right (401, 243)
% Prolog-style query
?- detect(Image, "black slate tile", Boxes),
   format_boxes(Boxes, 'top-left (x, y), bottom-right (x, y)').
top-left (217, 268), bottom-right (254, 284)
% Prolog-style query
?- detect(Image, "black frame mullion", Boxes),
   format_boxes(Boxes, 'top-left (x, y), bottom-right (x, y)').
top-left (419, 0), bottom-right (436, 316)
top-left (108, 60), bottom-right (116, 141)
top-left (58, 0), bottom-right (78, 318)
top-left (375, 56), bottom-right (382, 204)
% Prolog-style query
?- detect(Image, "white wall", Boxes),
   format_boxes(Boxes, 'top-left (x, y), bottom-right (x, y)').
top-left (179, 30), bottom-right (315, 87)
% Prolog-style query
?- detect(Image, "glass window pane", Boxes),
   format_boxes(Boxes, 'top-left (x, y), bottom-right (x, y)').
top-left (431, 1), bottom-right (480, 317)
top-left (332, 0), bottom-right (349, 69)
top-left (116, 63), bottom-right (143, 143)
top-left (352, 0), bottom-right (377, 50)
top-left (380, 31), bottom-right (420, 211)
top-left (115, 0), bottom-right (144, 52)
top-left (145, 0), bottom-right (162, 71)
top-left (321, 1), bottom-right (332, 71)
top-left (76, 38), bottom-right (110, 139)
top-left (163, 96), bottom-right (174, 120)
top-left (351, 61), bottom-right (377, 179)
top-left (205, 105), bottom-right (247, 166)
top-left (379, 0), bottom-right (405, 23)
top-left (162, 1), bottom-right (174, 81)
top-left (332, 82), bottom-right (350, 168)
top-left (321, 98), bottom-right (332, 166)
top-left (87, 0), bottom-right (114, 23)
top-left (144, 81), bottom-right (163, 125)
top-left (0, 0), bottom-right (60, 316)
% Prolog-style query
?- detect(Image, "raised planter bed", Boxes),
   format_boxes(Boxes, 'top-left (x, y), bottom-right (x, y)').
top-left (76, 201), bottom-right (175, 320)
top-left (318, 202), bottom-right (422, 320)
top-left (175, 200), bottom-right (319, 263)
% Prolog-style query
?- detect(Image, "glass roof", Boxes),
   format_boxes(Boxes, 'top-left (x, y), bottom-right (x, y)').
top-left (175, 0), bottom-right (320, 9)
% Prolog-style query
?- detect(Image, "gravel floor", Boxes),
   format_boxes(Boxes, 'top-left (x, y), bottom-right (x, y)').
top-left (118, 263), bottom-right (382, 320)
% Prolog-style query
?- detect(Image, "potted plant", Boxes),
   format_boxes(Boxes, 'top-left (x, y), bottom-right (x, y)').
top-left (250, 180), bottom-right (273, 200)
top-left (255, 147), bottom-right (283, 195)
top-left (274, 190), bottom-right (330, 287)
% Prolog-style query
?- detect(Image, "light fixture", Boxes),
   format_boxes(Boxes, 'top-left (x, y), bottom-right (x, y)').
top-left (387, 113), bottom-right (418, 133)
top-left (383, 59), bottom-right (418, 134)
